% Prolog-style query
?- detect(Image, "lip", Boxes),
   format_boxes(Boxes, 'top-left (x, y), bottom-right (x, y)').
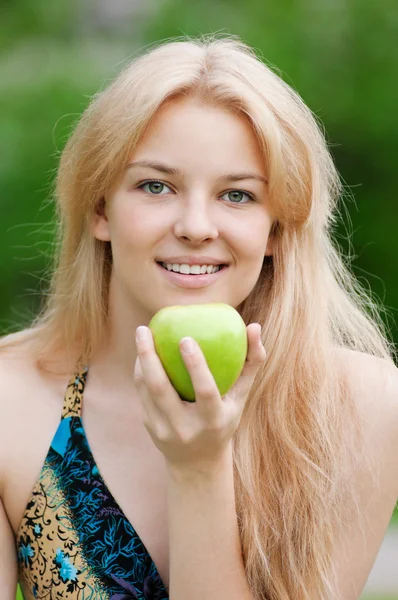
top-left (156, 255), bottom-right (229, 266)
top-left (156, 262), bottom-right (229, 289)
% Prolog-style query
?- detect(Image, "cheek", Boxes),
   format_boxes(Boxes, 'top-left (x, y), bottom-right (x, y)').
top-left (244, 213), bottom-right (273, 258)
top-left (231, 224), bottom-right (269, 263)
top-left (110, 204), bottom-right (166, 258)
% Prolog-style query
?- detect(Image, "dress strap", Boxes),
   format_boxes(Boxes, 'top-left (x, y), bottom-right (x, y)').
top-left (61, 364), bottom-right (89, 419)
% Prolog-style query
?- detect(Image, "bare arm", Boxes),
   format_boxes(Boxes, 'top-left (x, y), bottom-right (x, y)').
top-left (166, 448), bottom-right (254, 600)
top-left (331, 351), bottom-right (398, 599)
top-left (165, 350), bottom-right (398, 600)
top-left (0, 349), bottom-right (23, 599)
top-left (0, 497), bottom-right (18, 600)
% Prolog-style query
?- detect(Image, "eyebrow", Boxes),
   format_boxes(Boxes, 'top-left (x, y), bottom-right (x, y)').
top-left (125, 160), bottom-right (268, 185)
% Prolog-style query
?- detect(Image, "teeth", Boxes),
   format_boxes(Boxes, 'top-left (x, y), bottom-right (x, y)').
top-left (162, 262), bottom-right (222, 275)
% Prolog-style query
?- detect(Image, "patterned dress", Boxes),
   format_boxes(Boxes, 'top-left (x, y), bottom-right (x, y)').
top-left (16, 365), bottom-right (169, 600)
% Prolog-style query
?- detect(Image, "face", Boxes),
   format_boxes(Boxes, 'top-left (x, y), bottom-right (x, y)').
top-left (92, 96), bottom-right (275, 323)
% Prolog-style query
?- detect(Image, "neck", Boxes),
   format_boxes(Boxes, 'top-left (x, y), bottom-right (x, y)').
top-left (78, 275), bottom-right (157, 397)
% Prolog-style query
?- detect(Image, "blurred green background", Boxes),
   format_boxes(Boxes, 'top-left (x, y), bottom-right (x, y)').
top-left (2, 1), bottom-right (396, 599)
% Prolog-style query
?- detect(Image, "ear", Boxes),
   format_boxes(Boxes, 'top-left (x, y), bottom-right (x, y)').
top-left (264, 221), bottom-right (277, 257)
top-left (264, 238), bottom-right (273, 257)
top-left (91, 197), bottom-right (111, 242)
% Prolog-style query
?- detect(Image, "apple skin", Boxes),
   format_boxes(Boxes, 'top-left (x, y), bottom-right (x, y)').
top-left (148, 303), bottom-right (248, 402)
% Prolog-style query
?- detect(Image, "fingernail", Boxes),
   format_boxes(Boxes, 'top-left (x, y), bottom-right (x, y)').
top-left (180, 337), bottom-right (195, 354)
top-left (136, 326), bottom-right (148, 343)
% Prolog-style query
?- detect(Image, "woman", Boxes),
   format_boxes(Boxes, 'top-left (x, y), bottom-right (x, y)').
top-left (1, 34), bottom-right (397, 600)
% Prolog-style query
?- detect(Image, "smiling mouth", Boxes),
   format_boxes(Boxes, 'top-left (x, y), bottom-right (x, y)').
top-left (156, 262), bottom-right (228, 275)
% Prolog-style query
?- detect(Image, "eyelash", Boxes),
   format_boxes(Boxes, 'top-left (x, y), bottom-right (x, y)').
top-left (136, 179), bottom-right (255, 204)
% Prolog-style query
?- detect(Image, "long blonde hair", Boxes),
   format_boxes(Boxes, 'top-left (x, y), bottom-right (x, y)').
top-left (2, 33), bottom-right (396, 599)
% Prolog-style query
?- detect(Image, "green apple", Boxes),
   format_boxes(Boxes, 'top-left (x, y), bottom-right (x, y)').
top-left (148, 303), bottom-right (248, 402)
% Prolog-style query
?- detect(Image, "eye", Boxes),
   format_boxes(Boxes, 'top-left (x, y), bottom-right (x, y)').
top-left (137, 180), bottom-right (255, 204)
top-left (219, 190), bottom-right (255, 204)
top-left (138, 180), bottom-right (172, 195)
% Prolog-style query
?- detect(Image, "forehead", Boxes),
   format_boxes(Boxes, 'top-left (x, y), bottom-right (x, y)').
top-left (130, 96), bottom-right (266, 173)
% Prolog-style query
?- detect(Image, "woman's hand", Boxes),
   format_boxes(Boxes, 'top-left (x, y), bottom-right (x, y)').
top-left (133, 323), bottom-right (266, 474)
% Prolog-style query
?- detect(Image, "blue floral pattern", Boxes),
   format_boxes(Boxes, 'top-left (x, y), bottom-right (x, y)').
top-left (16, 365), bottom-right (168, 600)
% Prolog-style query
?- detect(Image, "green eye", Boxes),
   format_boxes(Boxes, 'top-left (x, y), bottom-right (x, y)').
top-left (139, 180), bottom-right (171, 195)
top-left (138, 180), bottom-right (255, 204)
top-left (221, 190), bottom-right (254, 204)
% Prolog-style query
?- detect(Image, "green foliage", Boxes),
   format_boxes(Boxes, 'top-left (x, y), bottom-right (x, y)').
top-left (391, 508), bottom-right (398, 526)
top-left (16, 584), bottom-right (24, 600)
top-left (1, 0), bottom-right (398, 556)
top-left (1, 0), bottom-right (76, 45)
top-left (145, 0), bottom-right (398, 344)
top-left (360, 596), bottom-right (398, 600)
top-left (1, 0), bottom-right (396, 339)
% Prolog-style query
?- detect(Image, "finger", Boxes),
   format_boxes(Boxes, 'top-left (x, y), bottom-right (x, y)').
top-left (133, 356), bottom-right (167, 424)
top-left (246, 323), bottom-right (266, 363)
top-left (179, 336), bottom-right (222, 419)
top-left (133, 354), bottom-right (144, 383)
top-left (230, 323), bottom-right (266, 403)
top-left (135, 326), bottom-right (179, 414)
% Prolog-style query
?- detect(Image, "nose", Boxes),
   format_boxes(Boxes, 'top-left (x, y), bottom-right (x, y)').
top-left (173, 195), bottom-right (219, 244)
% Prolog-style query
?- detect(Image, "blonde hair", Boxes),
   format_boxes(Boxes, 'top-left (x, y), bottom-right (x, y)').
top-left (2, 33), bottom-right (396, 599)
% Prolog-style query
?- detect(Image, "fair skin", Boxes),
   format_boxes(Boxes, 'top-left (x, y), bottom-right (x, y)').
top-left (89, 96), bottom-right (274, 393)
top-left (90, 97), bottom-right (273, 598)
top-left (0, 97), bottom-right (398, 598)
top-left (0, 96), bottom-right (274, 598)
top-left (1, 347), bottom-right (398, 598)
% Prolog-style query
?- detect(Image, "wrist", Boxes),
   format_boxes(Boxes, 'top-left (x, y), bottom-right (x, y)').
top-left (165, 444), bottom-right (234, 486)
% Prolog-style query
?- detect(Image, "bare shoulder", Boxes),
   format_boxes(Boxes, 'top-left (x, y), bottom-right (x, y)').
top-left (336, 345), bottom-right (398, 379)
top-left (0, 338), bottom-right (39, 487)
top-left (336, 346), bottom-right (398, 476)
top-left (337, 346), bottom-right (398, 427)
top-left (331, 347), bottom-right (398, 598)
top-left (0, 336), bottom-right (42, 417)
top-left (0, 333), bottom-right (68, 497)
